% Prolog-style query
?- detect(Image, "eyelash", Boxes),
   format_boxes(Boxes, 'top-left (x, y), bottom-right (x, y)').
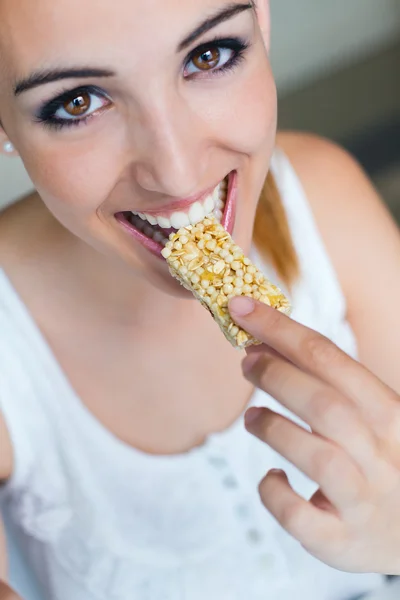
top-left (35, 85), bottom-right (110, 131)
top-left (185, 36), bottom-right (249, 78)
top-left (35, 36), bottom-right (250, 131)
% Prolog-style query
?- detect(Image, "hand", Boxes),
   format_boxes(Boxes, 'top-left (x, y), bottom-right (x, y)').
top-left (229, 297), bottom-right (400, 575)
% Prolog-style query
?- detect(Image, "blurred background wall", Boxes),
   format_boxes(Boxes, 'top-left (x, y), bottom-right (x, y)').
top-left (1, 0), bottom-right (399, 220)
top-left (0, 157), bottom-right (34, 208)
top-left (270, 0), bottom-right (400, 95)
top-left (270, 0), bottom-right (400, 223)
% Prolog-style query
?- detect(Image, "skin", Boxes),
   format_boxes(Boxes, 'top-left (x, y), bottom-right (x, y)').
top-left (230, 296), bottom-right (400, 575)
top-left (0, 0), bottom-right (270, 459)
top-left (0, 0), bottom-right (399, 587)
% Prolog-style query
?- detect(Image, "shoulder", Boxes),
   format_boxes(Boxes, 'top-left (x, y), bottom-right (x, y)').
top-left (276, 129), bottom-right (380, 229)
top-left (275, 130), bottom-right (399, 293)
top-left (276, 131), bottom-right (400, 392)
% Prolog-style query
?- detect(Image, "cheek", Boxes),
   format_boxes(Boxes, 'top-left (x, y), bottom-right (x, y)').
top-left (19, 138), bottom-right (117, 228)
top-left (200, 61), bottom-right (277, 156)
top-left (230, 74), bottom-right (276, 152)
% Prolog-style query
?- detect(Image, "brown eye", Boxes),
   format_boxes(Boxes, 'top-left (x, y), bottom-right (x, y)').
top-left (63, 92), bottom-right (91, 117)
top-left (184, 43), bottom-right (240, 77)
top-left (191, 47), bottom-right (221, 71)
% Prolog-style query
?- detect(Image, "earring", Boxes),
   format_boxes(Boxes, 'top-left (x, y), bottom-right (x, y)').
top-left (3, 141), bottom-right (14, 153)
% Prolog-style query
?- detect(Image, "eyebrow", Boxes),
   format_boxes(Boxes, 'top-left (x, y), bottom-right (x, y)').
top-left (14, 67), bottom-right (115, 96)
top-left (13, 2), bottom-right (254, 96)
top-left (178, 2), bottom-right (254, 52)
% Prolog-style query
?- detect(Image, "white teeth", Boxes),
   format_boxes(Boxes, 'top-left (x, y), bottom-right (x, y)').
top-left (145, 214), bottom-right (158, 226)
top-left (170, 212), bottom-right (191, 229)
top-left (217, 198), bottom-right (225, 210)
top-left (157, 215), bottom-right (171, 229)
top-left (189, 201), bottom-right (206, 225)
top-left (130, 177), bottom-right (228, 232)
top-left (213, 209), bottom-right (223, 222)
top-left (204, 194), bottom-right (215, 215)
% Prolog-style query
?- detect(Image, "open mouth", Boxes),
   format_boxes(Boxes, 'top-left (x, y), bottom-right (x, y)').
top-left (115, 171), bottom-right (236, 258)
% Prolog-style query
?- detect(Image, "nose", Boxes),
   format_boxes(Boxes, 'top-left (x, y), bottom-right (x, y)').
top-left (129, 95), bottom-right (211, 198)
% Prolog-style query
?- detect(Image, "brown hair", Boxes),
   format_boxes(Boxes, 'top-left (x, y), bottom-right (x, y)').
top-left (253, 172), bottom-right (299, 288)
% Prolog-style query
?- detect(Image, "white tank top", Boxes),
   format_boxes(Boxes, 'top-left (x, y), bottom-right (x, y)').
top-left (0, 150), bottom-right (386, 600)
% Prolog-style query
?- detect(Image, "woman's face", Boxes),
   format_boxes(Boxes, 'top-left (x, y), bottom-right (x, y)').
top-left (0, 0), bottom-right (276, 292)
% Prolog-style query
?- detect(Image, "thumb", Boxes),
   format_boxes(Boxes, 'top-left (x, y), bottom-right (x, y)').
top-left (228, 296), bottom-right (286, 346)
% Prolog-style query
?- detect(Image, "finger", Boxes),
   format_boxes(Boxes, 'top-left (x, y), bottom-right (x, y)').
top-left (229, 297), bottom-right (398, 426)
top-left (243, 351), bottom-right (380, 476)
top-left (245, 407), bottom-right (367, 511)
top-left (259, 469), bottom-right (343, 551)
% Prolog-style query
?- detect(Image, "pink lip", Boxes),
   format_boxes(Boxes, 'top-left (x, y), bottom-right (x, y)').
top-left (222, 171), bottom-right (237, 233)
top-left (116, 171), bottom-right (238, 259)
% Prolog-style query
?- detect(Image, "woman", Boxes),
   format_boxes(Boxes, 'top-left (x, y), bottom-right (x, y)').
top-left (0, 0), bottom-right (399, 598)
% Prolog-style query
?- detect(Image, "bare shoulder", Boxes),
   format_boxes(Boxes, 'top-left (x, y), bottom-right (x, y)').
top-left (275, 130), bottom-right (400, 294)
top-left (276, 131), bottom-right (400, 392)
top-left (275, 129), bottom-right (393, 235)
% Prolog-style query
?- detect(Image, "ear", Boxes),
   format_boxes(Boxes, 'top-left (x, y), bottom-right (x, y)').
top-left (253, 0), bottom-right (271, 53)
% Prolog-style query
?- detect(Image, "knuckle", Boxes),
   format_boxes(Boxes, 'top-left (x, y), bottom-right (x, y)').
top-left (310, 448), bottom-right (366, 502)
top-left (307, 387), bottom-right (346, 426)
top-left (310, 447), bottom-right (343, 483)
top-left (301, 333), bottom-right (344, 370)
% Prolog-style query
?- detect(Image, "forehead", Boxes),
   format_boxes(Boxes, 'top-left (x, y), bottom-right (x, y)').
top-left (0, 0), bottom-right (220, 79)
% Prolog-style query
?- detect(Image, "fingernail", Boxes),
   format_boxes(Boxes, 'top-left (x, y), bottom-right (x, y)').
top-left (245, 407), bottom-right (264, 427)
top-left (269, 469), bottom-right (284, 476)
top-left (229, 296), bottom-right (255, 317)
